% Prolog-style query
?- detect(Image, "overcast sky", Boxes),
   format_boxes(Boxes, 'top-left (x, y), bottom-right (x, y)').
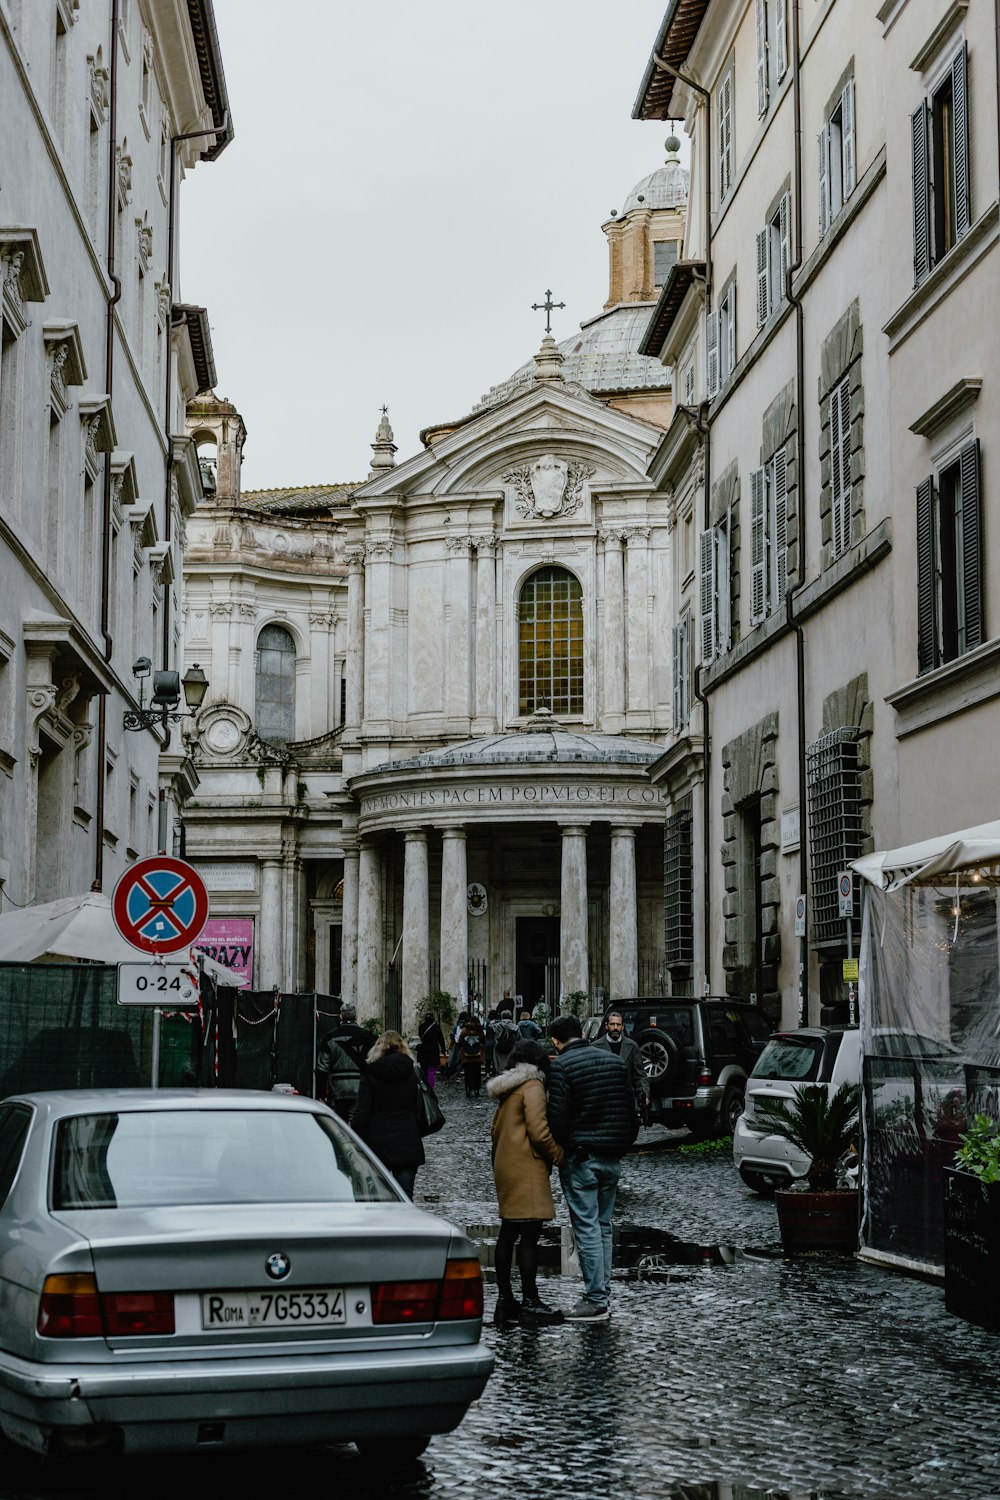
top-left (179, 0), bottom-right (675, 492)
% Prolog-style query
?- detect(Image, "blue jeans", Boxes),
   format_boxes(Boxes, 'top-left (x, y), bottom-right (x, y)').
top-left (559, 1152), bottom-right (622, 1306)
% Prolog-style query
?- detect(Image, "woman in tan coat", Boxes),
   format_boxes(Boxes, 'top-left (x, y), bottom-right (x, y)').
top-left (487, 1038), bottom-right (565, 1328)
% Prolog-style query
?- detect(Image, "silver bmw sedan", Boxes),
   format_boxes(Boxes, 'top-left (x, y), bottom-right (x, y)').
top-left (0, 1089), bottom-right (493, 1462)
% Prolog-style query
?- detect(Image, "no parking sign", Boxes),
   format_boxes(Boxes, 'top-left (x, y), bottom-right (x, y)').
top-left (112, 856), bottom-right (210, 955)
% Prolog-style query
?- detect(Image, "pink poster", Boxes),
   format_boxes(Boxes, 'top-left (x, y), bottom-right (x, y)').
top-left (195, 917), bottom-right (255, 989)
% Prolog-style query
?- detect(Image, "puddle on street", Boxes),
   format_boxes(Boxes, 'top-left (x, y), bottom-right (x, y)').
top-left (469, 1220), bottom-right (780, 1277)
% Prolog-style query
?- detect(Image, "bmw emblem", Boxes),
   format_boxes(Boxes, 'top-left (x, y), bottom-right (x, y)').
top-left (265, 1252), bottom-right (291, 1281)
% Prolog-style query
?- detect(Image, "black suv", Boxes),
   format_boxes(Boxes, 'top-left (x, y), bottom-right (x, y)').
top-left (599, 998), bottom-right (771, 1137)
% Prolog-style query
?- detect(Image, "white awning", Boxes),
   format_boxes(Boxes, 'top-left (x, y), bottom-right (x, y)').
top-left (852, 818), bottom-right (1000, 892)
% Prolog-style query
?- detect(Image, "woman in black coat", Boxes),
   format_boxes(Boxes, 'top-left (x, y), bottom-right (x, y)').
top-left (350, 1030), bottom-right (425, 1198)
top-left (416, 1013), bottom-right (447, 1091)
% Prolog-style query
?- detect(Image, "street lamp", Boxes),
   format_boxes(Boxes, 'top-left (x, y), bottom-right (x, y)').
top-left (123, 660), bottom-right (210, 732)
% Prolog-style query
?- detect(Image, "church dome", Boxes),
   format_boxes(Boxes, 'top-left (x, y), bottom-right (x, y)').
top-left (620, 152), bottom-right (689, 216)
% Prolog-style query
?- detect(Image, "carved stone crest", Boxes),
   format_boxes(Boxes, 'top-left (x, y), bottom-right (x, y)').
top-left (504, 455), bottom-right (595, 520)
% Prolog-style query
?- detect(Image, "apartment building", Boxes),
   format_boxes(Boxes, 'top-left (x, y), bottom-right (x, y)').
top-left (634, 0), bottom-right (998, 1024)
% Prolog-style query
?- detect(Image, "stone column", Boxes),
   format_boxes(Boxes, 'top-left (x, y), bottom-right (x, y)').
top-left (440, 827), bottom-right (468, 1001)
top-left (340, 836), bottom-right (360, 1007)
top-left (446, 536), bottom-right (472, 727)
top-left (307, 606), bottom-right (333, 738)
top-left (402, 830), bottom-right (430, 1033)
top-left (624, 527), bottom-right (652, 719)
top-left (258, 859), bottom-right (285, 990)
top-left (601, 530), bottom-right (625, 727)
top-left (364, 535), bottom-right (393, 730)
top-left (560, 824), bottom-right (589, 1000)
top-left (345, 547), bottom-right (365, 731)
top-left (609, 826), bottom-right (638, 999)
top-left (356, 839), bottom-right (383, 1023)
top-left (474, 536), bottom-right (497, 728)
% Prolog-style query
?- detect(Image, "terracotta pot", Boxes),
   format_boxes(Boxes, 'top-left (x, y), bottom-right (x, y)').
top-left (775, 1188), bottom-right (859, 1254)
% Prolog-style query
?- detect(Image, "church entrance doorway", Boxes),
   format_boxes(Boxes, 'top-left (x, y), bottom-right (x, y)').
top-left (516, 916), bottom-right (560, 1014)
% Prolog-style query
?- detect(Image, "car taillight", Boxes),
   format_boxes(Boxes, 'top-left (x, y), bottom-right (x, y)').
top-left (102, 1292), bottom-right (175, 1336)
top-left (438, 1258), bottom-right (484, 1321)
top-left (37, 1274), bottom-right (103, 1338)
top-left (371, 1280), bottom-right (439, 1325)
top-left (699, 1066), bottom-right (712, 1085)
top-left (38, 1276), bottom-right (175, 1338)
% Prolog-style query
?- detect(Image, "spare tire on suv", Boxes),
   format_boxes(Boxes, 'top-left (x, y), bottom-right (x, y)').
top-left (634, 1028), bottom-right (683, 1092)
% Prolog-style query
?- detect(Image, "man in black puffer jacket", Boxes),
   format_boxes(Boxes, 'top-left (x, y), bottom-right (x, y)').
top-left (547, 1014), bottom-right (638, 1323)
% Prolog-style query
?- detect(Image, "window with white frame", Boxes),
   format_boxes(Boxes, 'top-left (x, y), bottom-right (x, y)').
top-left (912, 45), bottom-right (971, 285)
top-left (755, 0), bottom-right (788, 117)
top-left (756, 192), bottom-right (791, 327)
top-left (750, 449), bottom-right (788, 624)
top-left (672, 612), bottom-right (692, 730)
top-left (683, 360), bottom-right (695, 405)
top-left (718, 64), bottom-right (734, 201)
top-left (819, 78), bottom-right (856, 237)
top-left (699, 513), bottom-right (732, 666)
top-left (829, 375), bottom-right (852, 558)
top-left (916, 440), bottom-right (982, 672)
top-left (706, 280), bottom-right (737, 398)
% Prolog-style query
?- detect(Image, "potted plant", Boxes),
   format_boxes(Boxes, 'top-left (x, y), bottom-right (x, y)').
top-left (753, 1082), bottom-right (861, 1254)
top-left (944, 1113), bottom-right (1000, 1330)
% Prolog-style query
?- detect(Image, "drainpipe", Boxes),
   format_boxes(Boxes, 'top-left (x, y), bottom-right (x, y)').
top-left (784, 0), bottom-right (810, 1019)
top-left (651, 56), bottom-right (712, 305)
top-left (92, 0), bottom-right (121, 892)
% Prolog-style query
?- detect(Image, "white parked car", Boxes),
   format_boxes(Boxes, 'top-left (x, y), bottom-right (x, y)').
top-left (733, 1028), bottom-right (862, 1193)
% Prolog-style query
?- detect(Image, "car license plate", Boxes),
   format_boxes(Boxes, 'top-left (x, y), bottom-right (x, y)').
top-left (201, 1287), bottom-right (346, 1330)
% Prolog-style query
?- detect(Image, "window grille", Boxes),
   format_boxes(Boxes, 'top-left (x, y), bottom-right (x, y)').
top-left (518, 567), bottom-right (583, 716)
top-left (806, 727), bottom-right (862, 944)
top-left (664, 796), bottom-right (694, 966)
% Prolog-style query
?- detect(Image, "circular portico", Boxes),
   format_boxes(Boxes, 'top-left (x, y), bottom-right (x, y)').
top-left (346, 723), bottom-right (666, 1029)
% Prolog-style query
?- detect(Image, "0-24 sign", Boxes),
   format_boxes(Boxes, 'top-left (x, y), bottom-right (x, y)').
top-left (117, 962), bottom-right (199, 1010)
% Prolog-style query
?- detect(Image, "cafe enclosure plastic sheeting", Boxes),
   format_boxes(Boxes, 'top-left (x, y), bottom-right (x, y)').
top-left (853, 820), bottom-right (1000, 1274)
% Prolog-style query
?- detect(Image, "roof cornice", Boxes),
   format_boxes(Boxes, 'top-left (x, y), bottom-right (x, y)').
top-left (632, 0), bottom-right (712, 121)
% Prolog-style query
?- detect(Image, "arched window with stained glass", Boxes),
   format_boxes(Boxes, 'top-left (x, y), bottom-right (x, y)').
top-left (518, 566), bottom-right (584, 717)
top-left (255, 624), bottom-right (295, 742)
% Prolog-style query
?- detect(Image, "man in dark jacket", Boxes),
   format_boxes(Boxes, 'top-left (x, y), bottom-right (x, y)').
top-left (316, 1003), bottom-right (375, 1119)
top-left (593, 1010), bottom-right (651, 1123)
top-left (547, 1013), bottom-right (637, 1322)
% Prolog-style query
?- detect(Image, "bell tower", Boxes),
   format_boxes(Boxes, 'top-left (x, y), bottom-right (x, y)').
top-left (186, 392), bottom-right (247, 506)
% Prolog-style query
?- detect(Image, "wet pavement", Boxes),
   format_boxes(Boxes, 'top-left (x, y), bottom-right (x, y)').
top-left (3, 1084), bottom-right (999, 1500)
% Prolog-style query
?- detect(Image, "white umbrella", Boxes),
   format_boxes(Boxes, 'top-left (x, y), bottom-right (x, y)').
top-left (0, 891), bottom-right (232, 984)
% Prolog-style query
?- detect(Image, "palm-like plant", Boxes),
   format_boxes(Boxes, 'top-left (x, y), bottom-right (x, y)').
top-left (753, 1082), bottom-right (861, 1191)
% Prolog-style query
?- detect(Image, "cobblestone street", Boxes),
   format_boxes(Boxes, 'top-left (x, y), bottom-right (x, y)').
top-left (3, 1085), bottom-right (998, 1500)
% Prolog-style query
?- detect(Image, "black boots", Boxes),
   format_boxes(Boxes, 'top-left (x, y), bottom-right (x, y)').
top-left (493, 1296), bottom-right (522, 1329)
top-left (519, 1297), bottom-right (564, 1327)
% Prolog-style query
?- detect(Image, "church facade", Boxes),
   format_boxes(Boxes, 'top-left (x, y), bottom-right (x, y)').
top-left (182, 151), bottom-right (688, 1030)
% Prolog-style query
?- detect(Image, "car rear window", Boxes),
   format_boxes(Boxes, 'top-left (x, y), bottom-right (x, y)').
top-left (622, 1008), bottom-right (695, 1046)
top-left (752, 1036), bottom-right (824, 1082)
top-left (52, 1109), bottom-right (400, 1210)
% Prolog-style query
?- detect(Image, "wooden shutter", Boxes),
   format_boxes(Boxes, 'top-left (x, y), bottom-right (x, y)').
top-left (672, 623), bottom-right (682, 727)
top-left (841, 78), bottom-right (856, 198)
top-left (706, 308), bottom-right (720, 398)
top-left (718, 72), bottom-right (733, 198)
top-left (756, 229), bottom-right (770, 327)
top-left (818, 126), bottom-right (831, 238)
top-left (952, 43), bottom-right (971, 239)
top-left (699, 529), bottom-right (716, 665)
top-left (772, 447), bottom-right (788, 604)
top-left (912, 101), bottom-right (931, 284)
top-left (775, 0), bottom-right (787, 80)
top-left (778, 192), bottom-right (791, 298)
top-left (960, 439), bottom-right (983, 652)
top-left (717, 517), bottom-right (732, 652)
top-left (830, 383), bottom-right (844, 556)
top-left (725, 283), bottom-right (737, 378)
top-left (915, 476), bottom-right (936, 672)
top-left (750, 466), bottom-right (767, 624)
top-left (755, 0), bottom-right (768, 116)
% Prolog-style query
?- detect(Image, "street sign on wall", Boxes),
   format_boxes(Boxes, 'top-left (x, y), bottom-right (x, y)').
top-left (112, 856), bottom-right (210, 955)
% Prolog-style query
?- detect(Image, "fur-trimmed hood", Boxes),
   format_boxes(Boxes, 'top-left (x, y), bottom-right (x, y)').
top-left (487, 1062), bottom-right (547, 1100)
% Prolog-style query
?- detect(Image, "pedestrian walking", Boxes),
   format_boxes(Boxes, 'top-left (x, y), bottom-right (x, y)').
top-left (516, 1009), bottom-right (542, 1041)
top-left (350, 1030), bottom-right (425, 1199)
top-left (416, 1012), bottom-right (447, 1091)
top-left (315, 1003), bottom-right (375, 1121)
top-left (487, 1039), bottom-right (564, 1329)
top-left (491, 1013), bottom-right (519, 1075)
top-left (441, 1011), bottom-right (470, 1081)
top-left (457, 1014), bottom-right (486, 1097)
top-left (593, 1009), bottom-right (651, 1125)
top-left (547, 1013), bottom-right (638, 1322)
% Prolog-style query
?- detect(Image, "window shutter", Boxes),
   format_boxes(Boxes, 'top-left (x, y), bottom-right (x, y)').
top-left (750, 466), bottom-right (767, 624)
top-left (772, 447), bottom-right (788, 604)
top-left (725, 283), bottom-right (737, 378)
top-left (818, 126), bottom-right (831, 238)
top-left (755, 0), bottom-right (768, 116)
top-left (717, 517), bottom-right (732, 651)
top-left (706, 308), bottom-right (720, 398)
top-left (756, 228), bottom-right (770, 327)
top-left (672, 623), bottom-right (682, 727)
top-left (915, 476), bottom-right (936, 672)
top-left (778, 192), bottom-right (791, 299)
top-left (959, 438), bottom-right (983, 652)
top-left (952, 43), bottom-right (971, 239)
top-left (830, 385), bottom-right (844, 556)
top-left (699, 529), bottom-right (716, 666)
top-left (841, 78), bottom-right (856, 199)
top-left (775, 0), bottom-right (787, 80)
top-left (911, 101), bottom-right (931, 284)
top-left (719, 73), bottom-right (733, 198)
